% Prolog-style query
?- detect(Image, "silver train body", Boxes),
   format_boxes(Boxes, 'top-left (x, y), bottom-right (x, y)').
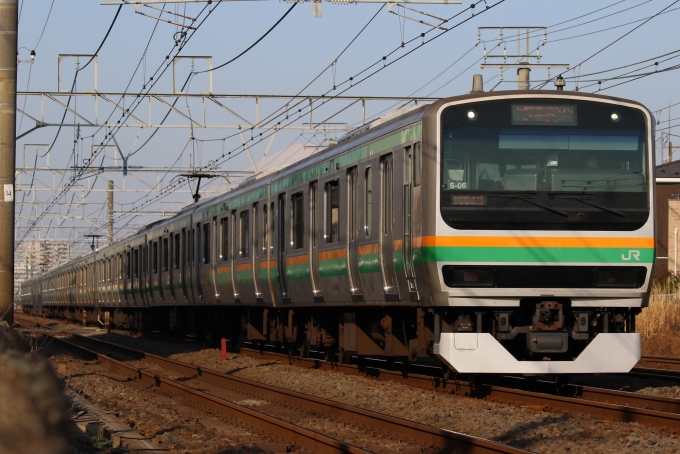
top-left (20, 91), bottom-right (655, 374)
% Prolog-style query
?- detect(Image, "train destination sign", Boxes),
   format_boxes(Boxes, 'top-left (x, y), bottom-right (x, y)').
top-left (511, 104), bottom-right (577, 126)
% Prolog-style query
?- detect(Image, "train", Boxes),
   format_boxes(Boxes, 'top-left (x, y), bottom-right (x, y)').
top-left (20, 87), bottom-right (655, 375)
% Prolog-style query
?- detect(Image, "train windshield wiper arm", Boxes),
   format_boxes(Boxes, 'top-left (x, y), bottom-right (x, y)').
top-left (562, 197), bottom-right (625, 218)
top-left (489, 194), bottom-right (568, 218)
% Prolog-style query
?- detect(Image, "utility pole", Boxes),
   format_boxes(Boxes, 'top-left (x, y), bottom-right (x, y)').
top-left (670, 141), bottom-right (674, 163)
top-left (107, 180), bottom-right (113, 245)
top-left (0, 1), bottom-right (17, 326)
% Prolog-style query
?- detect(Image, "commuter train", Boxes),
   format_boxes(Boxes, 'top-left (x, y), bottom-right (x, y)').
top-left (20, 88), bottom-right (655, 374)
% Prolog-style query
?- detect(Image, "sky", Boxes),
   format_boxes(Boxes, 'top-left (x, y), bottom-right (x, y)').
top-left (13, 0), bottom-right (680, 254)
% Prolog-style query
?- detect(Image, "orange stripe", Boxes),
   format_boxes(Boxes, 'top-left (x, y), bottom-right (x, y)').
top-left (318, 248), bottom-right (346, 261)
top-left (420, 236), bottom-right (655, 249)
top-left (393, 239), bottom-right (403, 250)
top-left (236, 263), bottom-right (252, 271)
top-left (287, 255), bottom-right (309, 266)
top-left (358, 243), bottom-right (379, 255)
top-left (217, 265), bottom-right (231, 273)
top-left (259, 260), bottom-right (278, 269)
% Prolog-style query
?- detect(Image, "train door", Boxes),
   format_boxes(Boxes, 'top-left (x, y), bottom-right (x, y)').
top-left (182, 227), bottom-right (194, 304)
top-left (230, 210), bottom-right (239, 301)
top-left (380, 154), bottom-right (399, 301)
top-left (216, 215), bottom-right (235, 303)
top-left (309, 182), bottom-right (322, 302)
top-left (211, 217), bottom-right (220, 303)
top-left (403, 144), bottom-right (419, 300)
top-left (347, 167), bottom-right (362, 301)
top-left (198, 220), bottom-right (216, 304)
top-left (278, 194), bottom-right (289, 302)
top-left (194, 222), bottom-right (203, 303)
top-left (251, 204), bottom-right (262, 302)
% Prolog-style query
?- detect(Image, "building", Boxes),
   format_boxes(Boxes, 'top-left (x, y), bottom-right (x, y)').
top-left (14, 240), bottom-right (73, 301)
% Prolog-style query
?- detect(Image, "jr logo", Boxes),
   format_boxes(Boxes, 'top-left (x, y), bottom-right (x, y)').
top-left (621, 250), bottom-right (641, 261)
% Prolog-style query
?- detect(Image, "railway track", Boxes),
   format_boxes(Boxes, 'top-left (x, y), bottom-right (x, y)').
top-left (18, 316), bottom-right (527, 454)
top-left (19, 314), bottom-right (680, 435)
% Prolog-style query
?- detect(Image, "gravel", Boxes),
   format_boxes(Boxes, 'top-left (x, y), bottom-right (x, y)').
top-left (26, 316), bottom-right (680, 453)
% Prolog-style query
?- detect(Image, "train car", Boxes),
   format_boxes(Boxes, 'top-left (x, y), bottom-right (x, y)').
top-left (20, 87), bottom-right (655, 374)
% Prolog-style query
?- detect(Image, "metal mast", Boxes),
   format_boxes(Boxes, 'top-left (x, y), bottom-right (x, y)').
top-left (0, 0), bottom-right (17, 325)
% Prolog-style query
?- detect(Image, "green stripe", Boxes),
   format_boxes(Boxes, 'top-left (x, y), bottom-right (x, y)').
top-left (319, 257), bottom-right (347, 278)
top-left (287, 263), bottom-right (310, 281)
top-left (393, 250), bottom-right (405, 271)
top-left (236, 269), bottom-right (254, 284)
top-left (370, 124), bottom-right (422, 156)
top-left (415, 246), bottom-right (655, 264)
top-left (358, 253), bottom-right (380, 274)
top-left (217, 271), bottom-right (232, 286)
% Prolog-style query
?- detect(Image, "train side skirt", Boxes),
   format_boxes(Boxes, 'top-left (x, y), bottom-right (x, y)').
top-left (434, 332), bottom-right (641, 374)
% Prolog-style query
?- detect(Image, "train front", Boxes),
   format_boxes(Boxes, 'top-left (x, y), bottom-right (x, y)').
top-left (427, 92), bottom-right (654, 374)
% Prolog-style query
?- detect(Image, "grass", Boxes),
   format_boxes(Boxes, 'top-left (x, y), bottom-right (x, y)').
top-left (637, 272), bottom-right (680, 356)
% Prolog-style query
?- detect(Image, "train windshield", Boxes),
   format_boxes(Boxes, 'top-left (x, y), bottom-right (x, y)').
top-left (440, 99), bottom-right (649, 231)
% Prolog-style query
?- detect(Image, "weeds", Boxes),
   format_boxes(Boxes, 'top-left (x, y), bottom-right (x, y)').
top-left (638, 272), bottom-right (680, 355)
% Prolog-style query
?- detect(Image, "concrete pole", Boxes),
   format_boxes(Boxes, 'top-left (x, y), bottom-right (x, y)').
top-left (107, 180), bottom-right (113, 245)
top-left (0, 1), bottom-right (17, 326)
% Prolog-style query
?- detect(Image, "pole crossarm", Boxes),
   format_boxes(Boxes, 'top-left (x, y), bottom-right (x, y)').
top-left (15, 91), bottom-right (437, 136)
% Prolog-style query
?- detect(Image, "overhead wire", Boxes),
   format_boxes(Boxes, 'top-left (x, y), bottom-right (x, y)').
top-left (80, 0), bottom-right (505, 237)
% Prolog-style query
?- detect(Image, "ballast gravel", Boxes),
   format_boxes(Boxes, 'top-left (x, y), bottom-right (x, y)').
top-left (25, 317), bottom-right (680, 453)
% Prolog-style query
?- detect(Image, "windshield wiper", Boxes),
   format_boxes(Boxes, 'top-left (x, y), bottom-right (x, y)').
top-left (560, 197), bottom-right (625, 218)
top-left (489, 194), bottom-right (568, 218)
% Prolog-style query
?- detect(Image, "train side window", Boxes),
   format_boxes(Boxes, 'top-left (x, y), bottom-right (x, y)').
top-left (413, 142), bottom-right (422, 187)
top-left (292, 192), bottom-right (304, 250)
top-left (270, 202), bottom-right (275, 256)
top-left (163, 237), bottom-right (169, 272)
top-left (253, 203), bottom-right (259, 258)
top-left (262, 204), bottom-right (268, 256)
top-left (152, 242), bottom-right (158, 274)
top-left (202, 223), bottom-right (210, 264)
top-left (324, 180), bottom-right (339, 244)
top-left (174, 234), bottom-right (180, 270)
top-left (365, 167), bottom-right (373, 237)
top-left (134, 248), bottom-right (139, 278)
top-left (220, 218), bottom-right (228, 261)
top-left (126, 251), bottom-right (131, 279)
top-left (182, 229), bottom-right (187, 268)
top-left (240, 210), bottom-right (250, 258)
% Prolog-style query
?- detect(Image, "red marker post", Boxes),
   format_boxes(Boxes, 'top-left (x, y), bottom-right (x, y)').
top-left (221, 338), bottom-right (228, 361)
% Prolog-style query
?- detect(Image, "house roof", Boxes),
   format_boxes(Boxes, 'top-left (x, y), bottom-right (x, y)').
top-left (656, 161), bottom-right (680, 182)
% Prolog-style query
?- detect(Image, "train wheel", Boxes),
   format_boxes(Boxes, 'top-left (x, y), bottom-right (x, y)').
top-left (323, 345), bottom-right (336, 362)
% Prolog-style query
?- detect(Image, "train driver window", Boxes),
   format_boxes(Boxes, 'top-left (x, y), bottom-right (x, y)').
top-left (365, 167), bottom-right (372, 237)
top-left (240, 210), bottom-right (250, 258)
top-left (292, 192), bottom-right (304, 250)
top-left (220, 217), bottom-right (228, 261)
top-left (324, 180), bottom-right (339, 244)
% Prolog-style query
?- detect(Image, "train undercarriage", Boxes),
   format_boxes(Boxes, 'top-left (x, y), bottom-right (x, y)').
top-left (34, 301), bottom-right (640, 374)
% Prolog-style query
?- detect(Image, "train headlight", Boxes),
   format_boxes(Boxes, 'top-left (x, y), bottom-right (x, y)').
top-left (610, 111), bottom-right (621, 123)
top-left (467, 109), bottom-right (478, 121)
top-left (595, 267), bottom-right (637, 288)
top-left (442, 266), bottom-right (494, 287)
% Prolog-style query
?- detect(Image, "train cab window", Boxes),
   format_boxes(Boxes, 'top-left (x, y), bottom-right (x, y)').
top-left (324, 180), bottom-right (340, 244)
top-left (152, 242), bottom-right (158, 274)
top-left (202, 223), bottom-right (210, 265)
top-left (163, 237), bottom-right (169, 272)
top-left (365, 167), bottom-right (373, 237)
top-left (174, 234), bottom-right (180, 269)
top-left (240, 210), bottom-right (250, 258)
top-left (220, 218), bottom-right (228, 261)
top-left (414, 142), bottom-right (422, 187)
top-left (292, 193), bottom-right (304, 250)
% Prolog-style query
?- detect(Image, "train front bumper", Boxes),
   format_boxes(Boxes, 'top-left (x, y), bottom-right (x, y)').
top-left (434, 332), bottom-right (641, 374)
